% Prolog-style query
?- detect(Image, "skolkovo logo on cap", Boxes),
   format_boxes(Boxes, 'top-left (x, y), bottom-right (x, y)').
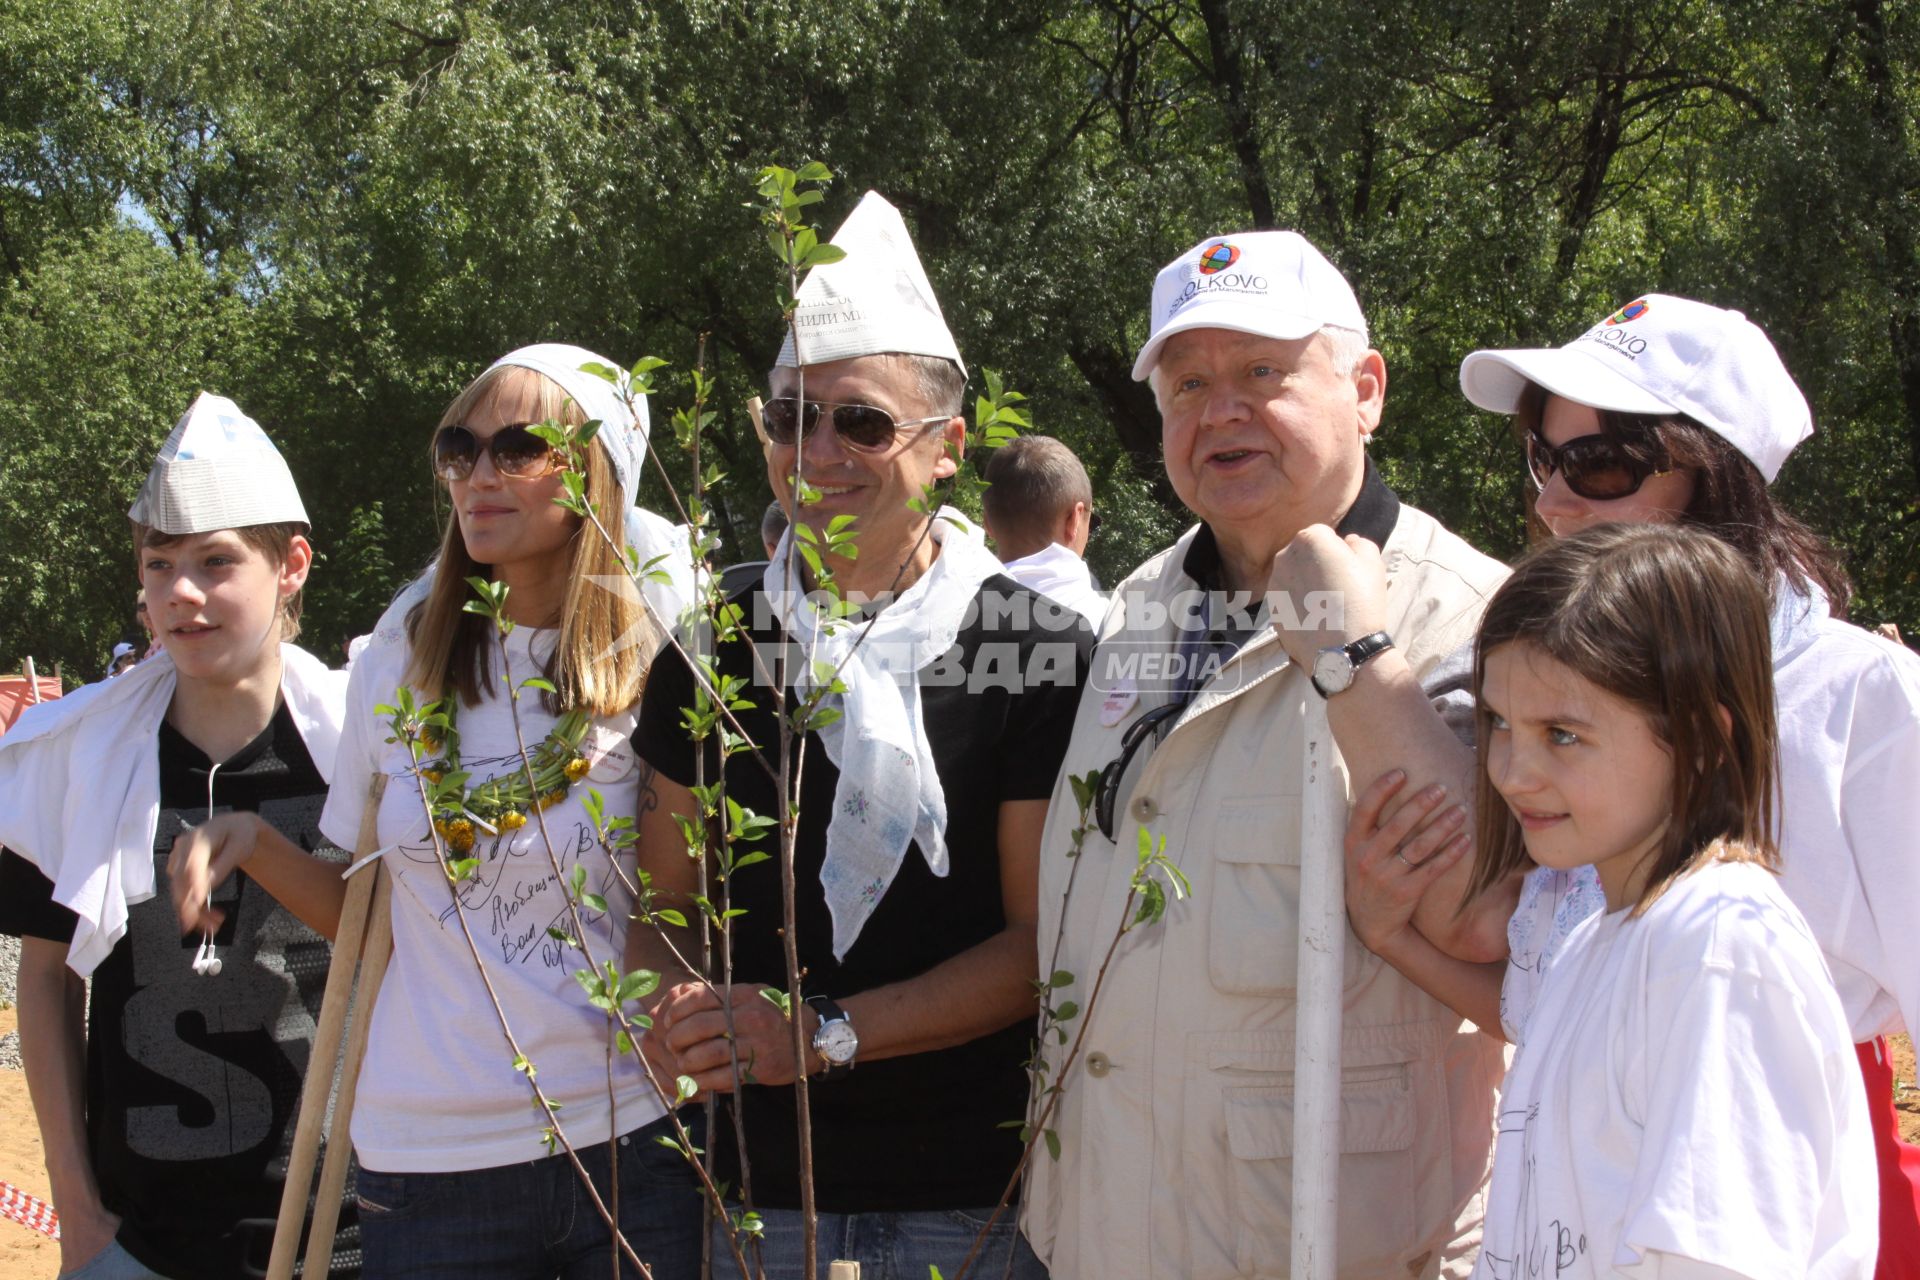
top-left (1169, 241), bottom-right (1268, 316)
top-left (1197, 241), bottom-right (1240, 275)
top-left (1605, 298), bottom-right (1651, 326)
top-left (1581, 296), bottom-right (1653, 361)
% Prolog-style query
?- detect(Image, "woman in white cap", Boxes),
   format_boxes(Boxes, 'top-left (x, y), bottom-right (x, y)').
top-left (171, 347), bottom-right (700, 1278)
top-left (1347, 294), bottom-right (1920, 1277)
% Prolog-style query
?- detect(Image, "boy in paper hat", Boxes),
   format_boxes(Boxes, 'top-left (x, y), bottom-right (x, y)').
top-left (633, 191), bottom-right (1090, 1276)
top-left (0, 393), bottom-right (356, 1279)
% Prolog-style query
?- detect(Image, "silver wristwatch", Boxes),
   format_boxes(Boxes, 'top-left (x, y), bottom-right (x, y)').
top-left (1309, 631), bottom-right (1394, 698)
top-left (806, 994), bottom-right (857, 1079)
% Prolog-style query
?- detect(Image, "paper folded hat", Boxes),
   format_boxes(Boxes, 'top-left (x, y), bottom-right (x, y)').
top-left (775, 191), bottom-right (965, 374)
top-left (128, 393), bottom-right (310, 534)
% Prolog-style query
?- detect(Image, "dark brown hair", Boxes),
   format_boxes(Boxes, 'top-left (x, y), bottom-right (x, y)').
top-left (1516, 383), bottom-right (1852, 617)
top-left (1464, 523), bottom-right (1779, 916)
top-left (132, 521), bottom-right (308, 642)
top-left (982, 435), bottom-right (1094, 558)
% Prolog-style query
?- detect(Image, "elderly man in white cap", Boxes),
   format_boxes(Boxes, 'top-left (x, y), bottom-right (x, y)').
top-left (0, 394), bottom-right (354, 1280)
top-left (631, 192), bottom-right (1092, 1276)
top-left (1021, 232), bottom-right (1514, 1278)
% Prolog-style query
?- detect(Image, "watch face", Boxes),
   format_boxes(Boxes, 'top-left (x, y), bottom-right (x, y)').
top-left (815, 1017), bottom-right (858, 1065)
top-left (1312, 647), bottom-right (1353, 695)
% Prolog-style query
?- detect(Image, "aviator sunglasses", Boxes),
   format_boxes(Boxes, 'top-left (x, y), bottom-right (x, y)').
top-left (761, 398), bottom-right (951, 452)
top-left (1525, 428), bottom-right (1672, 501)
top-left (433, 423), bottom-right (562, 483)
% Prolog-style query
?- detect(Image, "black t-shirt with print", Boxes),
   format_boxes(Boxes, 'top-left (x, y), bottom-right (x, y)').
top-left (0, 704), bottom-right (358, 1279)
top-left (634, 575), bottom-right (1093, 1213)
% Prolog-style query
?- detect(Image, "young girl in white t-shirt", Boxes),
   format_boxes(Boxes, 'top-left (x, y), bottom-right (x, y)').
top-left (172, 346), bottom-right (700, 1279)
top-left (1460, 523), bottom-right (1875, 1280)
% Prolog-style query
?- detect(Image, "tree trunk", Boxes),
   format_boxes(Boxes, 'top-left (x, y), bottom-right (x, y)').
top-left (1852, 0), bottom-right (1920, 490)
top-left (1196, 0), bottom-right (1277, 227)
top-left (1068, 341), bottom-right (1175, 502)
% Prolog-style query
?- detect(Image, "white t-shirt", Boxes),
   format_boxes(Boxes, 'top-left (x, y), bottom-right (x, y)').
top-left (1503, 582), bottom-right (1920, 1045)
top-left (320, 626), bottom-right (666, 1173)
top-left (1475, 860), bottom-right (1875, 1280)
top-left (998, 543), bottom-right (1108, 631)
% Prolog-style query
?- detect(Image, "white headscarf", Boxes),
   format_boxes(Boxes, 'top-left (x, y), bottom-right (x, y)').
top-left (369, 345), bottom-right (699, 652)
top-left (763, 508), bottom-right (1004, 959)
top-left (487, 343), bottom-right (696, 628)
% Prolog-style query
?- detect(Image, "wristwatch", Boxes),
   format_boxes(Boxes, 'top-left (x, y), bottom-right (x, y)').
top-left (1309, 631), bottom-right (1394, 698)
top-left (805, 994), bottom-right (858, 1079)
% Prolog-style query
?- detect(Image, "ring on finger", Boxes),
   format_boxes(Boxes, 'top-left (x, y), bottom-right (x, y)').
top-left (1393, 851), bottom-right (1416, 869)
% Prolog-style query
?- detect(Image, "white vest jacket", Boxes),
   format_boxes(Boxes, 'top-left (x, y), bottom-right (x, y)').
top-left (1024, 499), bottom-right (1509, 1279)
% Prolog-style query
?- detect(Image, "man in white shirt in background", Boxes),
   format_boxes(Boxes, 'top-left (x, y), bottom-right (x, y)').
top-left (982, 435), bottom-right (1108, 630)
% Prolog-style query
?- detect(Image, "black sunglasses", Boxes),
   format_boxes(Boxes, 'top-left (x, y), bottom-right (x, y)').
top-left (433, 423), bottom-right (562, 483)
top-left (1525, 429), bottom-right (1672, 501)
top-left (761, 398), bottom-right (950, 453)
top-left (1094, 702), bottom-right (1186, 842)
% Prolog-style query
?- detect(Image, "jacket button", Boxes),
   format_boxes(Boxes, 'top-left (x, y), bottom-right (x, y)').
top-left (1131, 795), bottom-right (1156, 822)
top-left (1086, 1051), bottom-right (1112, 1078)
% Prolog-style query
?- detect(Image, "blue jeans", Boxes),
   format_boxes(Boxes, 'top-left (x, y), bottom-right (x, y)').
top-left (59, 1240), bottom-right (170, 1280)
top-left (711, 1205), bottom-right (1048, 1280)
top-left (357, 1112), bottom-right (704, 1279)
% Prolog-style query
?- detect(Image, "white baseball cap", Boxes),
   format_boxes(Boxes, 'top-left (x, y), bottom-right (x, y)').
top-left (1458, 293), bottom-right (1812, 483)
top-left (128, 392), bottom-right (310, 534)
top-left (1131, 230), bottom-right (1368, 381)
top-left (776, 191), bottom-right (965, 375)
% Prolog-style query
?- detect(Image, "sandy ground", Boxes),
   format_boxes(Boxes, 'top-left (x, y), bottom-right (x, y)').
top-left (0, 1005), bottom-right (59, 1280)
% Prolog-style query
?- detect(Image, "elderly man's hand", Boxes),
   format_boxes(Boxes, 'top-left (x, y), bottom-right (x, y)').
top-left (1267, 525), bottom-right (1389, 668)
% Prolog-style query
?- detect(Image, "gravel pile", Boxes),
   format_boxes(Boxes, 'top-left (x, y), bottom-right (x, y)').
top-left (0, 932), bottom-right (18, 1070)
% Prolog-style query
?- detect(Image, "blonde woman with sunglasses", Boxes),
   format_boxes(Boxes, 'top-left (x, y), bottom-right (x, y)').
top-left (173, 345), bottom-right (701, 1279)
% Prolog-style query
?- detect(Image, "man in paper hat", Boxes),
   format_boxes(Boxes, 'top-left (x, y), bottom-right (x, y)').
top-left (0, 392), bottom-right (357, 1278)
top-left (631, 191), bottom-right (1090, 1275)
top-left (1021, 231), bottom-right (1514, 1278)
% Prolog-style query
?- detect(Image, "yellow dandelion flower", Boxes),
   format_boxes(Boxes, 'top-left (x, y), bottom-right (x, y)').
top-left (564, 756), bottom-right (590, 782)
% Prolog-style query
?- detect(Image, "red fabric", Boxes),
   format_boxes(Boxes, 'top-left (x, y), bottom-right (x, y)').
top-left (0, 675), bottom-right (61, 733)
top-left (1858, 1037), bottom-right (1920, 1278)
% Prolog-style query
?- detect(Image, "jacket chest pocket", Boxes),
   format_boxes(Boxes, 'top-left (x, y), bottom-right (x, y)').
top-left (1207, 799), bottom-right (1372, 997)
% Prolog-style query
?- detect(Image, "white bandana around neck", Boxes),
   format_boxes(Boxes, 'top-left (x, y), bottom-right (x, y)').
top-left (762, 507), bottom-right (1004, 959)
top-left (0, 646), bottom-right (345, 974)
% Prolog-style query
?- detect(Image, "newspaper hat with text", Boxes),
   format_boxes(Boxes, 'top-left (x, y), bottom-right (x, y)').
top-left (128, 393), bottom-right (310, 534)
top-left (775, 191), bottom-right (965, 374)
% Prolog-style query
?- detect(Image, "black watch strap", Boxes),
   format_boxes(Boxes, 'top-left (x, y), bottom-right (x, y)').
top-left (805, 994), bottom-right (854, 1080)
top-left (1344, 631), bottom-right (1393, 667)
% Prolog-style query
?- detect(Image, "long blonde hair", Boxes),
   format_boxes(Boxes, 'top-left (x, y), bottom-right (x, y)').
top-left (404, 365), bottom-right (653, 717)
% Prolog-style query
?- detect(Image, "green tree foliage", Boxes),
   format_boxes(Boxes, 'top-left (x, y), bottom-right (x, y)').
top-left (3, 0), bottom-right (1915, 680)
